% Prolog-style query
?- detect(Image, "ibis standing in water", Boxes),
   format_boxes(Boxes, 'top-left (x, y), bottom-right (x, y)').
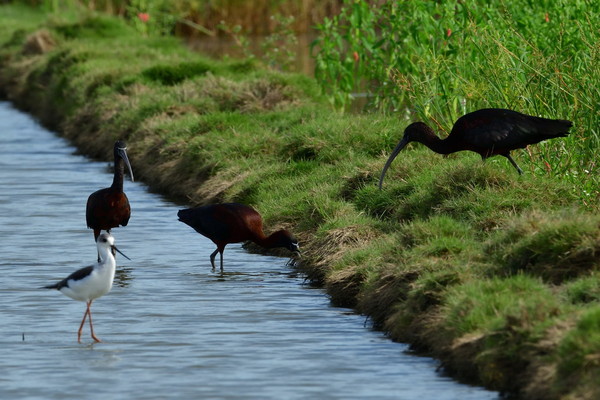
top-left (42, 233), bottom-right (130, 343)
top-left (378, 108), bottom-right (572, 188)
top-left (86, 141), bottom-right (133, 259)
top-left (178, 203), bottom-right (300, 271)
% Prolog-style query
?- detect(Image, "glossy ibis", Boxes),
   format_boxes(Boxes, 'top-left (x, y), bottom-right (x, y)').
top-left (42, 233), bottom-right (130, 343)
top-left (86, 141), bottom-right (133, 258)
top-left (378, 108), bottom-right (572, 188)
top-left (177, 203), bottom-right (300, 271)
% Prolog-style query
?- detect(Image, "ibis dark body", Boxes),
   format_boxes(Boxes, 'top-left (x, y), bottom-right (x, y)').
top-left (379, 108), bottom-right (572, 188)
top-left (86, 141), bottom-right (134, 243)
top-left (178, 203), bottom-right (300, 271)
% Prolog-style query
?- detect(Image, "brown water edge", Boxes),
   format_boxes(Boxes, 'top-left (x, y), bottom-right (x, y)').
top-left (186, 32), bottom-right (316, 76)
top-left (172, 0), bottom-right (343, 36)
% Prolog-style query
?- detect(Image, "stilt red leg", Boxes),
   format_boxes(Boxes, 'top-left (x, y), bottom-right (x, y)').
top-left (87, 300), bottom-right (102, 343)
top-left (78, 305), bottom-right (90, 343)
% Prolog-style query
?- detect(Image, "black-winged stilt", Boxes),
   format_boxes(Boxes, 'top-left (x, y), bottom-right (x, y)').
top-left (43, 232), bottom-right (129, 343)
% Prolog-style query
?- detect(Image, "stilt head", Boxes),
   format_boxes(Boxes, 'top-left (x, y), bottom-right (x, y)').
top-left (96, 232), bottom-right (130, 261)
top-left (96, 232), bottom-right (115, 249)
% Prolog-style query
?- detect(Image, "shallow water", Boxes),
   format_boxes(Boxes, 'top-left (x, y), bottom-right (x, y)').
top-left (0, 101), bottom-right (498, 399)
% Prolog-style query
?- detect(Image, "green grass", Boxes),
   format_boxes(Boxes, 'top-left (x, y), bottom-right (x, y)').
top-left (444, 275), bottom-right (562, 336)
top-left (440, 276), bottom-right (566, 390)
top-left (0, 5), bottom-right (599, 399)
top-left (557, 307), bottom-right (600, 399)
top-left (485, 211), bottom-right (600, 282)
top-left (564, 273), bottom-right (600, 304)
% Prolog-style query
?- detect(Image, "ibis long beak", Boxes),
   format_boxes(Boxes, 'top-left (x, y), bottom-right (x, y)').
top-left (286, 245), bottom-right (301, 267)
top-left (112, 245), bottom-right (131, 261)
top-left (378, 136), bottom-right (410, 189)
top-left (291, 243), bottom-right (301, 256)
top-left (118, 147), bottom-right (135, 182)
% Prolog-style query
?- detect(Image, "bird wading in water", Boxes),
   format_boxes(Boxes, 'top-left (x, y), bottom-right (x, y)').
top-left (86, 141), bottom-right (133, 259)
top-left (42, 232), bottom-right (130, 343)
top-left (178, 203), bottom-right (300, 271)
top-left (379, 108), bottom-right (572, 189)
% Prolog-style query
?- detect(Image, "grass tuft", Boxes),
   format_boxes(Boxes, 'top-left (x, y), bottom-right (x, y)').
top-left (563, 273), bottom-right (600, 304)
top-left (486, 211), bottom-right (600, 282)
top-left (51, 15), bottom-right (133, 39)
top-left (557, 307), bottom-right (600, 399)
top-left (142, 61), bottom-right (212, 85)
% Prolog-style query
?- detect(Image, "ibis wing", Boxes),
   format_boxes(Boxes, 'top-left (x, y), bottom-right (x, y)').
top-left (451, 109), bottom-right (548, 154)
top-left (178, 207), bottom-right (232, 242)
top-left (85, 192), bottom-right (98, 229)
top-left (178, 203), bottom-right (260, 244)
top-left (86, 189), bottom-right (131, 229)
top-left (460, 119), bottom-right (525, 148)
top-left (451, 108), bottom-right (571, 155)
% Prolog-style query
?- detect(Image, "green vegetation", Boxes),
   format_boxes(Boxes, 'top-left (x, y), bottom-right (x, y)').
top-left (313, 0), bottom-right (599, 199)
top-left (0, 3), bottom-right (599, 399)
top-left (13, 0), bottom-right (339, 35)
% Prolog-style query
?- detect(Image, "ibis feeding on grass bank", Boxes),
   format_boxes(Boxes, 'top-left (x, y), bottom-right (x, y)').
top-left (378, 108), bottom-right (572, 188)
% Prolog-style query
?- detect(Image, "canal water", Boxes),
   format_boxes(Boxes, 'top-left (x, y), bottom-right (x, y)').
top-left (0, 101), bottom-right (498, 399)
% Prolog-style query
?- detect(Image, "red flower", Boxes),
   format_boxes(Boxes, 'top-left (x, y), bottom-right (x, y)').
top-left (544, 13), bottom-right (550, 23)
top-left (138, 13), bottom-right (150, 23)
top-left (353, 51), bottom-right (359, 62)
top-left (446, 28), bottom-right (452, 37)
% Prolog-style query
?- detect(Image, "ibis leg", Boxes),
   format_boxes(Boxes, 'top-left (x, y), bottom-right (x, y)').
top-left (78, 306), bottom-right (90, 343)
top-left (220, 251), bottom-right (224, 272)
top-left (505, 154), bottom-right (523, 175)
top-left (210, 249), bottom-right (219, 270)
top-left (87, 300), bottom-right (102, 343)
top-left (94, 229), bottom-right (102, 262)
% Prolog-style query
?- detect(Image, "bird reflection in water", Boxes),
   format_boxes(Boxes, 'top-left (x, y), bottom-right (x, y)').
top-left (114, 266), bottom-right (133, 288)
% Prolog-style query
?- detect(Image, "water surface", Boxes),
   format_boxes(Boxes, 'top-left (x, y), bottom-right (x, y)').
top-left (0, 101), bottom-right (498, 399)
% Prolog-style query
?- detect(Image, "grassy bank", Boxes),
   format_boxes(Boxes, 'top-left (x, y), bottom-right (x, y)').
top-left (1, 5), bottom-right (599, 399)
